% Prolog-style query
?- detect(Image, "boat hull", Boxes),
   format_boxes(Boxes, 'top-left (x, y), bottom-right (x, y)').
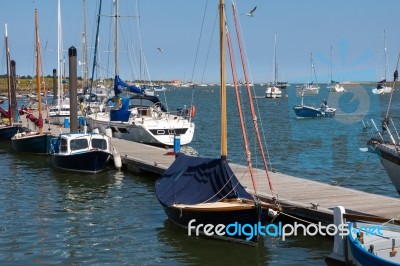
top-left (348, 223), bottom-right (400, 266)
top-left (162, 204), bottom-right (268, 244)
top-left (375, 144), bottom-right (400, 194)
top-left (372, 86), bottom-right (392, 95)
top-left (293, 105), bottom-right (335, 118)
top-left (0, 125), bottom-right (26, 140)
top-left (52, 150), bottom-right (111, 173)
top-left (87, 116), bottom-right (195, 147)
top-left (12, 133), bottom-right (53, 154)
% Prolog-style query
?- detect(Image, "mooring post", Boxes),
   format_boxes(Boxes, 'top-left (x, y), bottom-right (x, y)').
top-left (68, 46), bottom-right (78, 132)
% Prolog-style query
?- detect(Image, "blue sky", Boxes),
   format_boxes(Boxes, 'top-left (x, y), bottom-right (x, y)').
top-left (0, 0), bottom-right (399, 83)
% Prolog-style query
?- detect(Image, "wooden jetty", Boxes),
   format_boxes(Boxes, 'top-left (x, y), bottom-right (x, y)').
top-left (20, 115), bottom-right (400, 225)
top-left (111, 137), bottom-right (400, 225)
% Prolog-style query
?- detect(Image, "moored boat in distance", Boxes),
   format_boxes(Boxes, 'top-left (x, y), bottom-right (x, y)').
top-left (293, 90), bottom-right (336, 118)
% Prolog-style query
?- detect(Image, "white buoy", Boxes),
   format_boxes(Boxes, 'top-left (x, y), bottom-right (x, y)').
top-left (112, 147), bottom-right (122, 170)
top-left (105, 128), bottom-right (113, 138)
top-left (93, 128), bottom-right (100, 134)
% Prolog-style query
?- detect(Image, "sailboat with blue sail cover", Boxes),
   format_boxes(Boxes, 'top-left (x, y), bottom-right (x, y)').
top-left (86, 0), bottom-right (195, 147)
top-left (155, 0), bottom-right (279, 244)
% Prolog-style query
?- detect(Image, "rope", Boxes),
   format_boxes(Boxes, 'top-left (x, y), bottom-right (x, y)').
top-left (279, 211), bottom-right (317, 225)
top-left (332, 153), bottom-right (372, 186)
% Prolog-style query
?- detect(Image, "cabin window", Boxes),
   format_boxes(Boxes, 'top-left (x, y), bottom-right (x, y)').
top-left (60, 138), bottom-right (68, 152)
top-left (92, 139), bottom-right (108, 150)
top-left (70, 139), bottom-right (89, 151)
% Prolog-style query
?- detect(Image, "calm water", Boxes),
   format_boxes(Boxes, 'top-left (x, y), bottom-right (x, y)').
top-left (0, 84), bottom-right (398, 265)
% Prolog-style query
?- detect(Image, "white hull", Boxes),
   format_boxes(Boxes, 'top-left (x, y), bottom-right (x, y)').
top-left (379, 155), bottom-right (400, 193)
top-left (86, 112), bottom-right (195, 146)
top-left (372, 86), bottom-right (392, 95)
top-left (265, 86), bottom-right (282, 98)
top-left (328, 84), bottom-right (345, 92)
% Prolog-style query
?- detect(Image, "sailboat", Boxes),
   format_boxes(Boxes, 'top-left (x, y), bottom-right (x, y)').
top-left (155, 1), bottom-right (278, 244)
top-left (0, 24), bottom-right (27, 140)
top-left (366, 55), bottom-right (400, 195)
top-left (373, 30), bottom-right (393, 95)
top-left (298, 53), bottom-right (319, 95)
top-left (86, 0), bottom-right (195, 147)
top-left (265, 33), bottom-right (282, 98)
top-left (11, 9), bottom-right (53, 154)
top-left (293, 89), bottom-right (336, 118)
top-left (47, 0), bottom-right (81, 125)
top-left (327, 46), bottom-right (345, 93)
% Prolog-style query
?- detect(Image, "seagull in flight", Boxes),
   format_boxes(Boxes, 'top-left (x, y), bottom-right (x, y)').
top-left (245, 6), bottom-right (257, 17)
top-left (157, 47), bottom-right (164, 52)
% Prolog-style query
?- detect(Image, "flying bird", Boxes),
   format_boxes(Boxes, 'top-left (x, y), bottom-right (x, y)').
top-left (245, 6), bottom-right (257, 17)
top-left (157, 47), bottom-right (164, 52)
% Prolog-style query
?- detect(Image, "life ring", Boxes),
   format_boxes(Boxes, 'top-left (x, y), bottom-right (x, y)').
top-left (190, 105), bottom-right (196, 117)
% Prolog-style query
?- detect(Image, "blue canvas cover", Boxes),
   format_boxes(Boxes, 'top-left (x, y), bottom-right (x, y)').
top-left (114, 75), bottom-right (145, 96)
top-left (155, 153), bottom-right (253, 207)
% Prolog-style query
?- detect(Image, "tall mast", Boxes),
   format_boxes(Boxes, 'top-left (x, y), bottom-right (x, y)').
top-left (384, 30), bottom-right (388, 80)
top-left (89, 0), bottom-right (102, 93)
top-left (57, 0), bottom-right (62, 109)
top-left (35, 9), bottom-right (43, 134)
top-left (273, 33), bottom-right (277, 85)
top-left (219, 0), bottom-right (227, 160)
top-left (114, 0), bottom-right (119, 77)
top-left (82, 0), bottom-right (88, 92)
top-left (4, 24), bottom-right (11, 124)
top-left (330, 46), bottom-right (333, 83)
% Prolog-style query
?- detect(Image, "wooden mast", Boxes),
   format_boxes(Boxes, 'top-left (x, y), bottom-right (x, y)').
top-left (220, 0), bottom-right (227, 160)
top-left (35, 9), bottom-right (43, 135)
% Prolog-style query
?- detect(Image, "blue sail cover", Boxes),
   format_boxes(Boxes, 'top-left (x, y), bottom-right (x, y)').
top-left (114, 75), bottom-right (145, 96)
top-left (155, 153), bottom-right (253, 207)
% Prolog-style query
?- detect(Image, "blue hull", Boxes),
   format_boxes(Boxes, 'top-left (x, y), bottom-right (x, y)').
top-left (0, 126), bottom-right (24, 140)
top-left (293, 105), bottom-right (323, 118)
top-left (52, 150), bottom-right (111, 173)
top-left (293, 105), bottom-right (336, 118)
top-left (12, 134), bottom-right (53, 154)
top-left (348, 230), bottom-right (399, 266)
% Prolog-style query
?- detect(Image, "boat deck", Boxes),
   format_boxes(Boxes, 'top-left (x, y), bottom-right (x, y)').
top-left (111, 138), bottom-right (400, 225)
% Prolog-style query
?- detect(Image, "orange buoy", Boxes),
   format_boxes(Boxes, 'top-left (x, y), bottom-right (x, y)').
top-left (190, 105), bottom-right (196, 117)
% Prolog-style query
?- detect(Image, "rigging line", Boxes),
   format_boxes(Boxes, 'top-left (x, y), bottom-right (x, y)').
top-left (89, 0), bottom-right (102, 97)
top-left (334, 153), bottom-right (372, 186)
top-left (385, 53), bottom-right (399, 119)
top-left (226, 18), bottom-right (259, 194)
top-left (189, 0), bottom-right (209, 83)
top-left (200, 9), bottom-right (218, 84)
top-left (230, 0), bottom-right (275, 179)
top-left (231, 1), bottom-right (275, 194)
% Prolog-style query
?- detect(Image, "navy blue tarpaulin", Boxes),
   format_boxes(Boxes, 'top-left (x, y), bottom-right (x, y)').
top-left (155, 153), bottom-right (253, 207)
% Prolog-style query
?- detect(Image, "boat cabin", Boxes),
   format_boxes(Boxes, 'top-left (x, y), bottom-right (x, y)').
top-left (51, 133), bottom-right (111, 155)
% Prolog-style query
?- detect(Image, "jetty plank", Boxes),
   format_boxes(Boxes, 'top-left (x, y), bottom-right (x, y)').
top-left (22, 113), bottom-right (399, 225)
top-left (109, 137), bottom-right (400, 224)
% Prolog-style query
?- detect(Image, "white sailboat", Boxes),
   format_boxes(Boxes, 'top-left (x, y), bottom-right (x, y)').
top-left (86, 0), bottom-right (195, 147)
top-left (298, 53), bottom-right (319, 95)
top-left (48, 0), bottom-right (71, 125)
top-left (265, 33), bottom-right (282, 98)
top-left (327, 46), bottom-right (345, 92)
top-left (373, 30), bottom-right (392, 95)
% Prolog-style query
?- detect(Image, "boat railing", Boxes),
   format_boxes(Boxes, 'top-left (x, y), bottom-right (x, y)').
top-left (365, 117), bottom-right (400, 145)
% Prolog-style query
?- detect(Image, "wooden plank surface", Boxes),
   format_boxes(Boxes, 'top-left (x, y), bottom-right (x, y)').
top-left (21, 115), bottom-right (400, 225)
top-left (110, 137), bottom-right (400, 224)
